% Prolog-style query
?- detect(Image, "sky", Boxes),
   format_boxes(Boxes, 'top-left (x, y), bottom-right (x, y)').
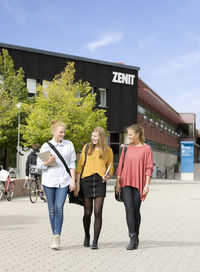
top-left (0, 0), bottom-right (200, 128)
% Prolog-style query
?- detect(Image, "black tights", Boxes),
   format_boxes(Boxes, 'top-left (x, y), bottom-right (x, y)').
top-left (122, 186), bottom-right (141, 236)
top-left (83, 197), bottom-right (105, 242)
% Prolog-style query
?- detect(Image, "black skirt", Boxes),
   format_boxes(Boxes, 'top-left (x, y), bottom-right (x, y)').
top-left (80, 174), bottom-right (106, 198)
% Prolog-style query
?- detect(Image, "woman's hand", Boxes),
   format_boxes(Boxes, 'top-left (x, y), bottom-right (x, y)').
top-left (44, 154), bottom-right (56, 167)
top-left (115, 179), bottom-right (121, 194)
top-left (69, 180), bottom-right (76, 192)
top-left (143, 185), bottom-right (150, 196)
top-left (102, 174), bottom-right (111, 183)
top-left (74, 183), bottom-right (80, 197)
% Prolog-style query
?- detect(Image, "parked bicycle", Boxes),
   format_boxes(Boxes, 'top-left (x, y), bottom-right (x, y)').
top-left (28, 165), bottom-right (46, 203)
top-left (0, 167), bottom-right (17, 201)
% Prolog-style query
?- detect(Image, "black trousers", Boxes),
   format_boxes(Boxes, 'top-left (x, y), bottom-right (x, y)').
top-left (122, 186), bottom-right (141, 236)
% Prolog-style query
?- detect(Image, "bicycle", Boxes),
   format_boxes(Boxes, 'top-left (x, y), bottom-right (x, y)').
top-left (0, 168), bottom-right (17, 201)
top-left (28, 165), bottom-right (46, 203)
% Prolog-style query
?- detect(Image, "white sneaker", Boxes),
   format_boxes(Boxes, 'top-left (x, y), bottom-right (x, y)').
top-left (51, 234), bottom-right (60, 250)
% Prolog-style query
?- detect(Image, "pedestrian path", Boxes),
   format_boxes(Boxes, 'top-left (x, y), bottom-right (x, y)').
top-left (0, 182), bottom-right (200, 272)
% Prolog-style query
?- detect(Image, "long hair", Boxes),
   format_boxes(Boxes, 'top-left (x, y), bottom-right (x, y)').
top-left (127, 124), bottom-right (145, 144)
top-left (88, 126), bottom-right (107, 159)
top-left (50, 120), bottom-right (66, 133)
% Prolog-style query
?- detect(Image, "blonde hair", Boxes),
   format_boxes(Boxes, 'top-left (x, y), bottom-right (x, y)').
top-left (51, 120), bottom-right (66, 133)
top-left (88, 126), bottom-right (107, 159)
top-left (127, 124), bottom-right (145, 144)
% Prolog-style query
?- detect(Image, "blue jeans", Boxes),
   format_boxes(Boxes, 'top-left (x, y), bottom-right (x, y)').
top-left (43, 185), bottom-right (68, 235)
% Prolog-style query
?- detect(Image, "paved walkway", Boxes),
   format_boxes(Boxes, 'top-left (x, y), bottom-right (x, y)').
top-left (1, 181), bottom-right (200, 272)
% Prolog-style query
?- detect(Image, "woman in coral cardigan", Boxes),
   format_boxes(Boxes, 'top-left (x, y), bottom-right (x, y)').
top-left (75, 126), bottom-right (114, 250)
top-left (115, 124), bottom-right (153, 250)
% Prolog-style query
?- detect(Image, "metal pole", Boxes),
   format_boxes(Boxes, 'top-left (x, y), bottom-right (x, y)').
top-left (17, 112), bottom-right (20, 178)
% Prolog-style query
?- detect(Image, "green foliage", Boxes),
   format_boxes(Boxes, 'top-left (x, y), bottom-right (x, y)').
top-left (0, 49), bottom-right (27, 101)
top-left (22, 62), bottom-right (107, 151)
top-left (0, 49), bottom-right (29, 147)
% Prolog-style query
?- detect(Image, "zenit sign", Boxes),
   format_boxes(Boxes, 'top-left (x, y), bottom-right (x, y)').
top-left (112, 71), bottom-right (135, 85)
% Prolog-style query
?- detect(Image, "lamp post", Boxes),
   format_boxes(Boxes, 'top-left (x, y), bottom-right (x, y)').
top-left (16, 102), bottom-right (21, 178)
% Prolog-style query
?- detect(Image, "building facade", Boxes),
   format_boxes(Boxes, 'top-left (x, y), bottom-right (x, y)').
top-left (0, 42), bottom-right (199, 178)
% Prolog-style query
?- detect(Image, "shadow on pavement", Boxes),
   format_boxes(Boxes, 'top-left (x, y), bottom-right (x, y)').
top-left (59, 240), bottom-right (200, 250)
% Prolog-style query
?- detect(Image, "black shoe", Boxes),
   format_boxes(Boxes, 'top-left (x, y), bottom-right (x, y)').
top-left (83, 234), bottom-right (90, 247)
top-left (91, 240), bottom-right (98, 250)
top-left (127, 234), bottom-right (138, 250)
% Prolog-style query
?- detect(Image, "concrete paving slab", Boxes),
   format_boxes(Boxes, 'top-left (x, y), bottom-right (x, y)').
top-left (0, 182), bottom-right (200, 272)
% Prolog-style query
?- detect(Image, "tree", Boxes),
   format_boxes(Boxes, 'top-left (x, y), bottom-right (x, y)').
top-left (22, 62), bottom-right (107, 151)
top-left (0, 49), bottom-right (29, 168)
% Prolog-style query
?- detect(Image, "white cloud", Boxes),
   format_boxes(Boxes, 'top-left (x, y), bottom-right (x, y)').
top-left (86, 32), bottom-right (124, 51)
top-left (154, 52), bottom-right (200, 75)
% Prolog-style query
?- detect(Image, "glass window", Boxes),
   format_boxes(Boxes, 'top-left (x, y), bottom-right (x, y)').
top-left (99, 88), bottom-right (106, 107)
top-left (0, 75), bottom-right (3, 85)
top-left (90, 87), bottom-right (95, 97)
top-left (42, 80), bottom-right (50, 89)
top-left (137, 105), bottom-right (146, 115)
top-left (180, 123), bottom-right (194, 138)
top-left (27, 78), bottom-right (37, 94)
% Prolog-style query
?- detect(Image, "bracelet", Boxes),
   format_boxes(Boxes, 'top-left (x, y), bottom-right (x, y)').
top-left (145, 184), bottom-right (150, 188)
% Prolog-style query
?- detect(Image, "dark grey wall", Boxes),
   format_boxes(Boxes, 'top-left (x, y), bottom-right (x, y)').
top-left (0, 45), bottom-right (138, 132)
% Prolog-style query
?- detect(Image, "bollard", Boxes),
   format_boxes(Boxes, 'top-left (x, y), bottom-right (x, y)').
top-left (165, 168), bottom-right (168, 179)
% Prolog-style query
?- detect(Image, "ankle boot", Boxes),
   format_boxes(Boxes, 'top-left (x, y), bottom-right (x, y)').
top-left (91, 240), bottom-right (98, 250)
top-left (134, 235), bottom-right (139, 249)
top-left (83, 234), bottom-right (90, 247)
top-left (127, 234), bottom-right (138, 250)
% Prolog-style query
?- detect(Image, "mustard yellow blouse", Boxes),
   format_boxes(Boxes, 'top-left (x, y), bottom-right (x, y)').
top-left (76, 144), bottom-right (114, 178)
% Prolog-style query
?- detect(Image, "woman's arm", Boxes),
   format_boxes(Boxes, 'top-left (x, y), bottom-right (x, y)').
top-left (74, 145), bottom-right (86, 196)
top-left (76, 173), bottom-right (81, 185)
top-left (69, 168), bottom-right (76, 191)
top-left (115, 175), bottom-right (121, 194)
top-left (115, 147), bottom-right (125, 194)
top-left (74, 172), bottom-right (81, 197)
top-left (76, 145), bottom-right (87, 174)
top-left (143, 175), bottom-right (151, 196)
top-left (143, 147), bottom-right (153, 196)
top-left (115, 146), bottom-right (125, 177)
top-left (103, 148), bottom-right (114, 182)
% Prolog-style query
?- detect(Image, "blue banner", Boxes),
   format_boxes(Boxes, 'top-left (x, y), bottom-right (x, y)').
top-left (181, 141), bottom-right (194, 173)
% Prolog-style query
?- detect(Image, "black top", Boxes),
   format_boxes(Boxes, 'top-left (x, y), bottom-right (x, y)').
top-left (25, 151), bottom-right (38, 176)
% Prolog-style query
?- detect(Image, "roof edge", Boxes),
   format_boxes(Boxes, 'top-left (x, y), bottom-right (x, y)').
top-left (0, 42), bottom-right (140, 71)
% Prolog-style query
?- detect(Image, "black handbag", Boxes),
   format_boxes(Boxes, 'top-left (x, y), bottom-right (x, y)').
top-left (68, 144), bottom-right (89, 205)
top-left (47, 142), bottom-right (84, 206)
top-left (68, 191), bottom-right (83, 205)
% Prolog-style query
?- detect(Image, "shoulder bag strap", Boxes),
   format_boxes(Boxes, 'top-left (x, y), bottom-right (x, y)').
top-left (122, 144), bottom-right (128, 170)
top-left (80, 144), bottom-right (89, 178)
top-left (47, 142), bottom-right (71, 177)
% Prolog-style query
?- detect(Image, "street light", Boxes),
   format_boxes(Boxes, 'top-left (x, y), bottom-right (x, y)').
top-left (16, 102), bottom-right (21, 178)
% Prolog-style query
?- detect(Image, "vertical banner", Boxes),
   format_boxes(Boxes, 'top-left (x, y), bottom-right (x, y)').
top-left (181, 141), bottom-right (194, 180)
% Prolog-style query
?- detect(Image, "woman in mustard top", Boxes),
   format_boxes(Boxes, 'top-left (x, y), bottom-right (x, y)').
top-left (75, 126), bottom-right (114, 250)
